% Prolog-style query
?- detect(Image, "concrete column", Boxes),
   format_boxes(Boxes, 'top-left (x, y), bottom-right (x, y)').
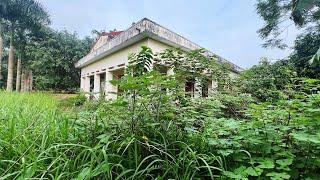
top-left (80, 77), bottom-right (85, 91)
top-left (84, 77), bottom-right (91, 92)
top-left (167, 68), bottom-right (174, 75)
top-left (207, 80), bottom-right (213, 95)
top-left (84, 76), bottom-right (91, 98)
top-left (93, 74), bottom-right (101, 99)
top-left (194, 79), bottom-right (201, 98)
top-left (105, 71), bottom-right (117, 100)
top-left (209, 80), bottom-right (218, 95)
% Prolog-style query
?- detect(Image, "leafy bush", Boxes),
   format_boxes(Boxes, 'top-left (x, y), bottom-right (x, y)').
top-left (59, 93), bottom-right (87, 107)
top-left (239, 59), bottom-right (296, 101)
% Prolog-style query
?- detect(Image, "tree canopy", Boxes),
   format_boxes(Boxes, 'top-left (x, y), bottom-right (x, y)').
top-left (25, 28), bottom-right (93, 91)
top-left (256, 0), bottom-right (320, 48)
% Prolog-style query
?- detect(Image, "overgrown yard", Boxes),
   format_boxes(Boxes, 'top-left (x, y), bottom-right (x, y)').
top-left (0, 48), bottom-right (319, 179)
top-left (0, 76), bottom-right (319, 179)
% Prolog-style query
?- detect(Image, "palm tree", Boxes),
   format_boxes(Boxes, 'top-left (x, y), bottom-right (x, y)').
top-left (0, 23), bottom-right (3, 83)
top-left (0, 1), bottom-right (7, 86)
top-left (0, 0), bottom-right (50, 91)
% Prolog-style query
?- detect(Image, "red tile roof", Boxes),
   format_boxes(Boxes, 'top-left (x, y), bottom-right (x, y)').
top-left (101, 31), bottom-right (123, 37)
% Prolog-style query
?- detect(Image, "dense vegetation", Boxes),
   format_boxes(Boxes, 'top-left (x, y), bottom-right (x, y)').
top-left (0, 0), bottom-right (319, 179)
top-left (1, 47), bottom-right (319, 179)
top-left (25, 28), bottom-right (93, 91)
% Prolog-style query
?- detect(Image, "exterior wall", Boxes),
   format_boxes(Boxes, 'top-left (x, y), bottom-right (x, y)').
top-left (229, 71), bottom-right (238, 79)
top-left (80, 39), bottom-right (149, 99)
top-left (81, 38), bottom-right (170, 81)
top-left (80, 37), bottom-right (239, 99)
top-left (81, 39), bottom-right (148, 76)
top-left (147, 38), bottom-right (172, 53)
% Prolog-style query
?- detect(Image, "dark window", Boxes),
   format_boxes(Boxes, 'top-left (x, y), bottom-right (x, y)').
top-left (89, 76), bottom-right (94, 92)
top-left (185, 80), bottom-right (195, 97)
top-left (89, 76), bottom-right (95, 99)
top-left (111, 68), bottom-right (125, 96)
top-left (202, 79), bottom-right (210, 98)
top-left (100, 74), bottom-right (106, 96)
top-left (117, 74), bottom-right (124, 95)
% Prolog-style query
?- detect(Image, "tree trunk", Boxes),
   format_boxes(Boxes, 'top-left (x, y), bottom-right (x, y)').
top-left (16, 58), bottom-right (21, 91)
top-left (0, 32), bottom-right (3, 82)
top-left (25, 71), bottom-right (29, 92)
top-left (6, 34), bottom-right (14, 92)
top-left (29, 71), bottom-right (33, 91)
top-left (21, 70), bottom-right (25, 92)
top-left (22, 70), bottom-right (33, 92)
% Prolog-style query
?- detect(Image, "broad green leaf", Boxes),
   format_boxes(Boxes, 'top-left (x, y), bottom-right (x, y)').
top-left (309, 46), bottom-right (320, 65)
top-left (258, 158), bottom-right (275, 169)
top-left (266, 172), bottom-right (290, 180)
top-left (276, 159), bottom-right (293, 167)
top-left (223, 171), bottom-right (248, 180)
top-left (292, 132), bottom-right (320, 144)
top-left (245, 167), bottom-right (263, 177)
top-left (234, 166), bottom-right (247, 175)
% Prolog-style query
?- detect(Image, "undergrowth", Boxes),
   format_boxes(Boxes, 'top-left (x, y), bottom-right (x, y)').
top-left (0, 47), bottom-right (319, 179)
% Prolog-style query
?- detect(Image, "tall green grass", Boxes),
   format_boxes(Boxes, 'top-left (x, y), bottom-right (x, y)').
top-left (1, 87), bottom-right (319, 179)
top-left (0, 92), bottom-right (64, 178)
top-left (0, 92), bottom-right (225, 179)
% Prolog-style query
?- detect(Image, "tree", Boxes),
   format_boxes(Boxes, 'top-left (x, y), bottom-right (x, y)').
top-left (256, 0), bottom-right (320, 48)
top-left (0, 23), bottom-right (3, 82)
top-left (289, 29), bottom-right (320, 78)
top-left (239, 58), bottom-right (296, 101)
top-left (0, 0), bottom-right (7, 84)
top-left (0, 0), bottom-right (50, 91)
top-left (25, 28), bottom-right (93, 91)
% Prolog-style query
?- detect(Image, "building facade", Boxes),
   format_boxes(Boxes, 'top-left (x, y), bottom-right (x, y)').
top-left (75, 18), bottom-right (242, 99)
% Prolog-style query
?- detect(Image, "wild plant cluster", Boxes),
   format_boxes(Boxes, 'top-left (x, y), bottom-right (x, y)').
top-left (0, 47), bottom-right (319, 179)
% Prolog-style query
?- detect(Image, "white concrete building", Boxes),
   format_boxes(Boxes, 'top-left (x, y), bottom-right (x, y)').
top-left (75, 18), bottom-right (242, 99)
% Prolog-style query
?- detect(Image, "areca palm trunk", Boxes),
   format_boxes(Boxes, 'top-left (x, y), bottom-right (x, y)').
top-left (29, 71), bottom-right (33, 91)
top-left (21, 70), bottom-right (25, 92)
top-left (0, 32), bottom-right (3, 82)
top-left (16, 57), bottom-right (21, 91)
top-left (0, 23), bottom-right (3, 82)
top-left (6, 33), bottom-right (14, 91)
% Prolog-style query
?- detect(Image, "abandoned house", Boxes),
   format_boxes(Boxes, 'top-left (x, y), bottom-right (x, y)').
top-left (75, 18), bottom-right (243, 99)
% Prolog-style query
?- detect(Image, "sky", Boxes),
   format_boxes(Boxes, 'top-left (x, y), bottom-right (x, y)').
top-left (38, 0), bottom-right (299, 68)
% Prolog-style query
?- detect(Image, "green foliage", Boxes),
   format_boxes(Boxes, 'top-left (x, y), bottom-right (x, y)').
top-left (25, 28), bottom-right (93, 91)
top-left (256, 0), bottom-right (320, 48)
top-left (126, 45), bottom-right (153, 76)
top-left (256, 0), bottom-right (320, 77)
top-left (292, 0), bottom-right (320, 26)
top-left (1, 47), bottom-right (319, 179)
top-left (239, 59), bottom-right (296, 101)
top-left (59, 93), bottom-right (87, 107)
top-left (289, 29), bottom-right (320, 78)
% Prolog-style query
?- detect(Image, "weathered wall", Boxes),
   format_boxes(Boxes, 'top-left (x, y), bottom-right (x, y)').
top-left (147, 38), bottom-right (172, 53)
top-left (81, 39), bottom-right (148, 77)
top-left (80, 37), bottom-right (239, 97)
top-left (91, 36), bottom-right (109, 52)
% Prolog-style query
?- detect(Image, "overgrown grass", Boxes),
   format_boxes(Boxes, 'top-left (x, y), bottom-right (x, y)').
top-left (0, 92), bottom-right (67, 179)
top-left (0, 92), bottom-right (225, 179)
top-left (0, 80), bottom-right (319, 179)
